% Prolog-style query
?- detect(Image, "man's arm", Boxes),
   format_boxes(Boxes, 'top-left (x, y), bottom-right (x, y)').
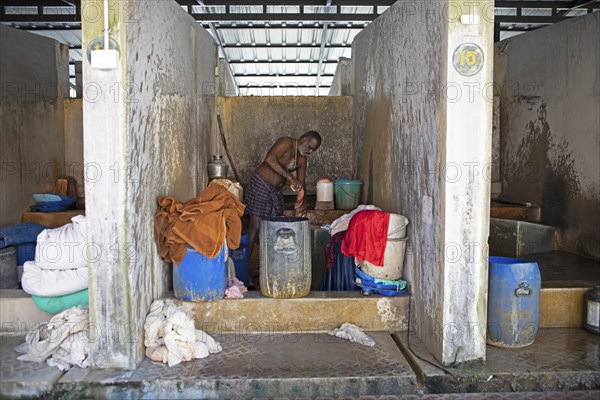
top-left (297, 155), bottom-right (307, 192)
top-left (264, 138), bottom-right (301, 189)
top-left (294, 156), bottom-right (308, 216)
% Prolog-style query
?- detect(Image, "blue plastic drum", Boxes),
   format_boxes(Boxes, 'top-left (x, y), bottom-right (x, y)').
top-left (487, 256), bottom-right (541, 348)
top-left (173, 244), bottom-right (227, 301)
top-left (229, 234), bottom-right (250, 286)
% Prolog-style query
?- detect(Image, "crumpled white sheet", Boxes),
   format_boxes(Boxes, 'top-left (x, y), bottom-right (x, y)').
top-left (225, 277), bottom-right (247, 299)
top-left (144, 299), bottom-right (222, 367)
top-left (329, 322), bottom-right (376, 347)
top-left (328, 205), bottom-right (381, 236)
top-left (15, 306), bottom-right (90, 371)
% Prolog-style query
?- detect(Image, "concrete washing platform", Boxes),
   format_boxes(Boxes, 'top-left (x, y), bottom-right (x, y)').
top-left (1, 328), bottom-right (598, 399)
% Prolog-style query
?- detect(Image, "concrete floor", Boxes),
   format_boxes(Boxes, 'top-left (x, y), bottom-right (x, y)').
top-left (1, 328), bottom-right (598, 399)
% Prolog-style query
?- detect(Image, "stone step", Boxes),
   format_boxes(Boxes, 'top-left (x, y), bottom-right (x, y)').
top-left (490, 202), bottom-right (541, 222)
top-left (489, 218), bottom-right (559, 257)
top-left (0, 289), bottom-right (53, 337)
top-left (178, 291), bottom-right (409, 333)
top-left (1, 285), bottom-right (594, 340)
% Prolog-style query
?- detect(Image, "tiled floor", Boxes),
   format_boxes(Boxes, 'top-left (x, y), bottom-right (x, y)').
top-left (55, 332), bottom-right (418, 398)
top-left (396, 328), bottom-right (600, 393)
top-left (1, 329), bottom-right (599, 398)
top-left (0, 336), bottom-right (64, 398)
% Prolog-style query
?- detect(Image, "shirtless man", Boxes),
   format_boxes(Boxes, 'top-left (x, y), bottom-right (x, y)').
top-left (244, 131), bottom-right (322, 285)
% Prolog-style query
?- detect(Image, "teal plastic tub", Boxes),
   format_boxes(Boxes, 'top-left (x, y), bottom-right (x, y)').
top-left (32, 289), bottom-right (89, 314)
top-left (334, 179), bottom-right (362, 210)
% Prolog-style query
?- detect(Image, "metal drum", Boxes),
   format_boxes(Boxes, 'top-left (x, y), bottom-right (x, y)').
top-left (260, 217), bottom-right (311, 298)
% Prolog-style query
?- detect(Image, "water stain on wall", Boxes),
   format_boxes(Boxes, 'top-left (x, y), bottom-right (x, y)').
top-left (504, 102), bottom-right (599, 257)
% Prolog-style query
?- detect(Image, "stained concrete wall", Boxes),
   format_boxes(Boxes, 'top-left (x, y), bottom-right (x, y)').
top-left (0, 25), bottom-right (69, 226)
top-left (328, 57), bottom-right (352, 96)
top-left (217, 96), bottom-right (354, 188)
top-left (82, 0), bottom-right (217, 369)
top-left (218, 58), bottom-right (239, 97)
top-left (63, 98), bottom-right (84, 206)
top-left (496, 12), bottom-right (600, 259)
top-left (352, 0), bottom-right (493, 364)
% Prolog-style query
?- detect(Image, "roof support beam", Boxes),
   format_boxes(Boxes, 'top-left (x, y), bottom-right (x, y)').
top-left (221, 43), bottom-right (351, 48)
top-left (570, 0), bottom-right (599, 8)
top-left (316, 0), bottom-right (333, 92)
top-left (495, 15), bottom-right (573, 23)
top-left (197, 1), bottom-right (394, 5)
top-left (207, 23), bottom-right (365, 29)
top-left (227, 60), bottom-right (338, 64)
top-left (495, 1), bottom-right (572, 7)
top-left (238, 84), bottom-right (331, 88)
top-left (0, 14), bottom-right (81, 22)
top-left (190, 13), bottom-right (377, 21)
top-left (234, 73), bottom-right (334, 77)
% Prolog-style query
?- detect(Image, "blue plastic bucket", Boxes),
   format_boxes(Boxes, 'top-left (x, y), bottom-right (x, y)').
top-left (487, 256), bottom-right (541, 348)
top-left (229, 234), bottom-right (250, 286)
top-left (173, 244), bottom-right (227, 301)
top-left (334, 179), bottom-right (362, 210)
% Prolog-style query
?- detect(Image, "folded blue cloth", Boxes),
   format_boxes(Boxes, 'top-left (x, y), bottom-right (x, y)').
top-left (0, 222), bottom-right (47, 248)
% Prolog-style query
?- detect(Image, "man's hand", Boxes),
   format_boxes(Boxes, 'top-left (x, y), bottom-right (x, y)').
top-left (289, 177), bottom-right (302, 192)
top-left (294, 186), bottom-right (306, 217)
top-left (295, 202), bottom-right (307, 218)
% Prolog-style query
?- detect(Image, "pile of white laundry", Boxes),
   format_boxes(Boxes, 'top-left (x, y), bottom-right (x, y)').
top-left (329, 322), bottom-right (376, 347)
top-left (144, 299), bottom-right (222, 367)
top-left (16, 306), bottom-right (90, 371)
top-left (326, 204), bottom-right (381, 236)
top-left (21, 216), bottom-right (88, 297)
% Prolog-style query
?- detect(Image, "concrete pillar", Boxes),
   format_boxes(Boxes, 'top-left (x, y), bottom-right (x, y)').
top-left (352, 0), bottom-right (493, 365)
top-left (82, 0), bottom-right (216, 369)
top-left (441, 0), bottom-right (493, 364)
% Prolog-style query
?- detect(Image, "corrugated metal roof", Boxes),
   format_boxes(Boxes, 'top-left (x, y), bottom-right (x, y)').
top-left (1, 1), bottom-right (598, 96)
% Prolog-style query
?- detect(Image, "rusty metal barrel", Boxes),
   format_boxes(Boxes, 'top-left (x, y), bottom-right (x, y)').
top-left (260, 217), bottom-right (311, 298)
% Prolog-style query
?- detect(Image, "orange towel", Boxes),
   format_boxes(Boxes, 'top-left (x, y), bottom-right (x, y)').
top-left (154, 183), bottom-right (246, 264)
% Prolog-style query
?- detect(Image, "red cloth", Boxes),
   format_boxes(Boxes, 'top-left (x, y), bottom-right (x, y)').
top-left (341, 210), bottom-right (390, 267)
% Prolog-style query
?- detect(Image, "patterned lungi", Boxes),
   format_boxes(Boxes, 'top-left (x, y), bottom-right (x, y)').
top-left (244, 171), bottom-right (284, 218)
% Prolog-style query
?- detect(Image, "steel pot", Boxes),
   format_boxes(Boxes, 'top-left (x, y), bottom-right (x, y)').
top-left (207, 155), bottom-right (229, 180)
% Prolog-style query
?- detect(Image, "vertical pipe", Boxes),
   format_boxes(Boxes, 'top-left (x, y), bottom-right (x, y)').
top-left (103, 0), bottom-right (109, 50)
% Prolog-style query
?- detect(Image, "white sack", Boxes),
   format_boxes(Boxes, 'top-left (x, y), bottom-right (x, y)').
top-left (21, 261), bottom-right (88, 297)
top-left (35, 215), bottom-right (88, 270)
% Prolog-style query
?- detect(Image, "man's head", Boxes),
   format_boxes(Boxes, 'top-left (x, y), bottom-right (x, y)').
top-left (298, 131), bottom-right (322, 156)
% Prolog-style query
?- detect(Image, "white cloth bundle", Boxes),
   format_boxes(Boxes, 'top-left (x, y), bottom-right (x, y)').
top-left (328, 205), bottom-right (381, 236)
top-left (144, 299), bottom-right (222, 367)
top-left (329, 322), bottom-right (376, 347)
top-left (35, 215), bottom-right (88, 270)
top-left (21, 261), bottom-right (88, 297)
top-left (16, 306), bottom-right (90, 371)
